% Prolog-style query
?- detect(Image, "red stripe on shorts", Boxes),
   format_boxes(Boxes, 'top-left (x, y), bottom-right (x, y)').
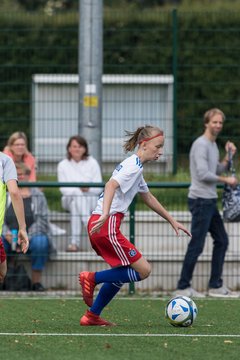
top-left (88, 213), bottom-right (142, 267)
top-left (108, 215), bottom-right (130, 266)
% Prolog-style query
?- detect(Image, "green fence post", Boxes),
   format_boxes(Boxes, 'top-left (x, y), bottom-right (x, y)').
top-left (128, 196), bottom-right (136, 295)
top-left (172, 8), bottom-right (178, 175)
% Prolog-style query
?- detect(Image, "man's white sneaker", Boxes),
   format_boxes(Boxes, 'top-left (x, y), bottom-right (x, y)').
top-left (173, 287), bottom-right (206, 298)
top-left (208, 286), bottom-right (239, 298)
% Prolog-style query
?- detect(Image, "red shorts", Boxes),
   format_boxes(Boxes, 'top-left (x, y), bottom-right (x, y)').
top-left (88, 213), bottom-right (142, 267)
top-left (0, 238), bottom-right (6, 263)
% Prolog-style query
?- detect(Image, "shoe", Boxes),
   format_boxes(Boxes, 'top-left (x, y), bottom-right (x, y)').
top-left (208, 286), bottom-right (239, 298)
top-left (32, 282), bottom-right (45, 292)
top-left (49, 223), bottom-right (66, 236)
top-left (80, 310), bottom-right (116, 327)
top-left (173, 287), bottom-right (206, 298)
top-left (66, 244), bottom-right (79, 252)
top-left (79, 271), bottom-right (96, 307)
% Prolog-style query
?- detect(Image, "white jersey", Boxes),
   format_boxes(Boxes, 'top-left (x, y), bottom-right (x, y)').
top-left (93, 154), bottom-right (149, 215)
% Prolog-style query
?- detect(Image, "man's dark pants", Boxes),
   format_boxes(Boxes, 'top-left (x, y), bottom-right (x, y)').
top-left (177, 197), bottom-right (229, 290)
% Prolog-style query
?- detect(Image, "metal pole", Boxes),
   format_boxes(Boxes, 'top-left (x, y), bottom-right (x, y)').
top-left (78, 0), bottom-right (103, 166)
top-left (172, 9), bottom-right (178, 175)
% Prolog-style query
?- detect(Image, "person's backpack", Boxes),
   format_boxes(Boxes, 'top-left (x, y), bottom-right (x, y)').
top-left (3, 264), bottom-right (32, 291)
top-left (222, 150), bottom-right (240, 222)
top-left (222, 184), bottom-right (240, 222)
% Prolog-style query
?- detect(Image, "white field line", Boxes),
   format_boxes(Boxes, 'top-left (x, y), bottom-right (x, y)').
top-left (0, 333), bottom-right (240, 338)
top-left (1, 297), bottom-right (238, 301)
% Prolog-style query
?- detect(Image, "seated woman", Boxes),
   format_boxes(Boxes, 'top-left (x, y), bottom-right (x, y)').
top-left (2, 162), bottom-right (51, 291)
top-left (3, 131), bottom-right (37, 182)
top-left (4, 131), bottom-right (65, 238)
top-left (57, 135), bottom-right (102, 252)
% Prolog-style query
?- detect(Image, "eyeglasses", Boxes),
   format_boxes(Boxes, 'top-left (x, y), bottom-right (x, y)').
top-left (13, 142), bottom-right (25, 147)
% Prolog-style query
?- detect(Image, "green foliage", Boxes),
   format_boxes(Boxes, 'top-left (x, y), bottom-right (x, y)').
top-left (0, 4), bottom-right (240, 169)
top-left (0, 10), bottom-right (78, 148)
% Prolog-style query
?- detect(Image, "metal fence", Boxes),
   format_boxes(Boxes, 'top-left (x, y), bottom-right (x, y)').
top-left (1, 5), bottom-right (240, 294)
top-left (0, 8), bottom-right (240, 176)
top-left (2, 183), bottom-right (240, 295)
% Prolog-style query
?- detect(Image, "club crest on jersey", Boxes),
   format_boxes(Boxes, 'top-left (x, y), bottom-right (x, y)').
top-left (128, 249), bottom-right (137, 257)
top-left (115, 164), bottom-right (123, 172)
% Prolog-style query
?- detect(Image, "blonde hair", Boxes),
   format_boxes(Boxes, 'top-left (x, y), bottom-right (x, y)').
top-left (6, 131), bottom-right (29, 155)
top-left (123, 125), bottom-right (164, 153)
top-left (203, 108), bottom-right (225, 125)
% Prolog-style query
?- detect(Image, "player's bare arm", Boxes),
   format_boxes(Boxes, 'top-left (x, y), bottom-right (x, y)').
top-left (90, 179), bottom-right (120, 235)
top-left (6, 179), bottom-right (29, 253)
top-left (140, 191), bottom-right (191, 237)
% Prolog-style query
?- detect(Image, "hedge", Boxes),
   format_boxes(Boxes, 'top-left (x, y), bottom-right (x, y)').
top-left (0, 8), bottom-right (239, 164)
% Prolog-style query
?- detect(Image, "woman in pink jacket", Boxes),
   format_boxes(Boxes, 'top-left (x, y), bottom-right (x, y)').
top-left (3, 131), bottom-right (37, 182)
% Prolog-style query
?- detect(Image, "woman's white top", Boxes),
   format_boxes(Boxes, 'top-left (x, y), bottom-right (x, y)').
top-left (57, 156), bottom-right (102, 196)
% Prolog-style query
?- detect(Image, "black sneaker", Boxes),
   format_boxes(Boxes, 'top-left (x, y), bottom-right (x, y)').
top-left (32, 282), bottom-right (45, 292)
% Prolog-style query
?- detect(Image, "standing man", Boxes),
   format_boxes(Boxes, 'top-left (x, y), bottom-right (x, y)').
top-left (175, 108), bottom-right (239, 298)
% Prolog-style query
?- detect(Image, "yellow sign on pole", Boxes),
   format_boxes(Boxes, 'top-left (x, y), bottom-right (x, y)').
top-left (83, 96), bottom-right (98, 107)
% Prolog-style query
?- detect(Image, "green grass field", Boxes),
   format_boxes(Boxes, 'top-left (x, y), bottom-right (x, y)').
top-left (0, 297), bottom-right (240, 360)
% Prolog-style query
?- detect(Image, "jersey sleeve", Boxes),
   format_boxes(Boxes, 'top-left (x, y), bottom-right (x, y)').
top-left (2, 156), bottom-right (17, 183)
top-left (138, 176), bottom-right (149, 193)
top-left (112, 157), bottom-right (143, 194)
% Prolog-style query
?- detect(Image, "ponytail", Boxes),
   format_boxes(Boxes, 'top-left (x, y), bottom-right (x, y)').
top-left (123, 125), bottom-right (163, 153)
top-left (123, 127), bottom-right (144, 152)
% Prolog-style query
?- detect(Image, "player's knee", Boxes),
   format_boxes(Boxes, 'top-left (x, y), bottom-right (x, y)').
top-left (139, 263), bottom-right (151, 280)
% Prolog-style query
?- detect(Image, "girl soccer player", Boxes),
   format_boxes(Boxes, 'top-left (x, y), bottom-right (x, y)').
top-left (79, 125), bottom-right (191, 326)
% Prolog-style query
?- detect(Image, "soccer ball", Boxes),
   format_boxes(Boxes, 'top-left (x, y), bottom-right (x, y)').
top-left (165, 296), bottom-right (198, 327)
